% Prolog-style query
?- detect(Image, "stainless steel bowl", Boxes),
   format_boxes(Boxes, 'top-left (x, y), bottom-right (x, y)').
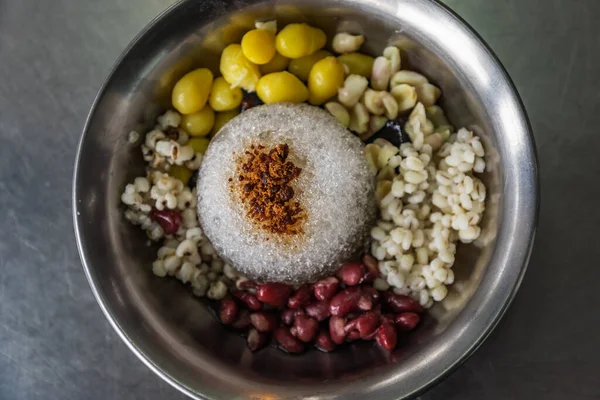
top-left (73, 0), bottom-right (539, 398)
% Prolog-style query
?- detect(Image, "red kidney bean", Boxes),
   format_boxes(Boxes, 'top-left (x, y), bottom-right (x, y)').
top-left (329, 316), bottom-right (347, 345)
top-left (287, 284), bottom-right (313, 309)
top-left (240, 91), bottom-right (264, 112)
top-left (246, 328), bottom-right (268, 352)
top-left (257, 283), bottom-right (293, 307)
top-left (357, 286), bottom-right (381, 311)
top-left (315, 329), bottom-right (336, 352)
top-left (346, 330), bottom-right (361, 342)
top-left (376, 321), bottom-right (398, 351)
top-left (344, 318), bottom-right (357, 333)
top-left (361, 255), bottom-right (379, 284)
top-left (217, 256), bottom-right (429, 355)
top-left (281, 308), bottom-right (305, 325)
top-left (231, 309), bottom-right (251, 329)
top-left (274, 327), bottom-right (304, 353)
top-left (383, 292), bottom-right (425, 314)
top-left (237, 280), bottom-right (257, 290)
top-left (219, 297), bottom-right (238, 325)
top-left (372, 304), bottom-right (382, 315)
top-left (250, 311), bottom-right (278, 332)
top-left (362, 330), bottom-right (378, 341)
top-left (361, 270), bottom-right (378, 284)
top-left (313, 277), bottom-right (340, 301)
top-left (357, 294), bottom-right (373, 311)
top-left (150, 208), bottom-right (181, 235)
top-left (353, 311), bottom-right (381, 338)
top-left (345, 312), bottom-right (360, 320)
top-left (362, 311), bottom-right (384, 340)
top-left (304, 300), bottom-right (331, 321)
top-left (291, 315), bottom-right (319, 342)
top-left (329, 287), bottom-right (362, 317)
top-left (395, 312), bottom-right (420, 331)
top-left (232, 291), bottom-right (262, 311)
top-left (382, 313), bottom-right (396, 325)
top-left (363, 254), bottom-right (378, 274)
top-left (336, 262), bottom-right (365, 286)
top-left (362, 286), bottom-right (380, 304)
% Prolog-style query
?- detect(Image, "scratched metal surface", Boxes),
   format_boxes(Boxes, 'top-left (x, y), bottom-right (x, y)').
top-left (0, 0), bottom-right (598, 399)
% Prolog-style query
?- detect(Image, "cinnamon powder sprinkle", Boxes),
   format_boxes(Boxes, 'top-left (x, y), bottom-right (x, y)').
top-left (233, 143), bottom-right (304, 235)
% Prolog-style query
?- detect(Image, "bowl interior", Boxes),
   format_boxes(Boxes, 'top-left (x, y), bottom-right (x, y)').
top-left (74, 0), bottom-right (536, 399)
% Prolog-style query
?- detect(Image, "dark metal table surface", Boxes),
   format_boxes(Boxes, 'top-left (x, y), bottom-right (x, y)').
top-left (1, 0), bottom-right (598, 399)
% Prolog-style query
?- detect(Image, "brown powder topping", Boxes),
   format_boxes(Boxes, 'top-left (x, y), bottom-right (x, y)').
top-left (233, 143), bottom-right (304, 235)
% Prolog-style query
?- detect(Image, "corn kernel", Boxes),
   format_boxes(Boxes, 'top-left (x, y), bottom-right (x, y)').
top-left (338, 74), bottom-right (369, 108)
top-left (332, 33), bottom-right (365, 54)
top-left (256, 71), bottom-right (309, 104)
top-left (324, 102), bottom-right (350, 127)
top-left (371, 56), bottom-right (392, 91)
top-left (169, 165), bottom-right (194, 185)
top-left (187, 137), bottom-right (211, 154)
top-left (415, 83), bottom-right (441, 107)
top-left (275, 23), bottom-right (326, 59)
top-left (171, 68), bottom-right (213, 114)
top-left (220, 44), bottom-right (261, 92)
top-left (390, 84), bottom-right (417, 112)
top-left (390, 70), bottom-right (428, 87)
top-left (255, 20), bottom-right (277, 33)
top-left (288, 50), bottom-right (331, 82)
top-left (212, 109), bottom-right (240, 136)
top-left (426, 105), bottom-right (450, 127)
top-left (383, 46), bottom-right (401, 74)
top-left (209, 77), bottom-right (243, 111)
top-left (337, 53), bottom-right (374, 77)
top-left (308, 56), bottom-right (345, 105)
top-left (181, 106), bottom-right (215, 137)
top-left (241, 29), bottom-right (276, 65)
top-left (349, 102), bottom-right (369, 134)
top-left (154, 57), bottom-right (194, 109)
top-left (260, 52), bottom-right (290, 74)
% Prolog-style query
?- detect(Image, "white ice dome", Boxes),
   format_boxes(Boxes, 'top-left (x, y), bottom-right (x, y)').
top-left (197, 103), bottom-right (376, 284)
